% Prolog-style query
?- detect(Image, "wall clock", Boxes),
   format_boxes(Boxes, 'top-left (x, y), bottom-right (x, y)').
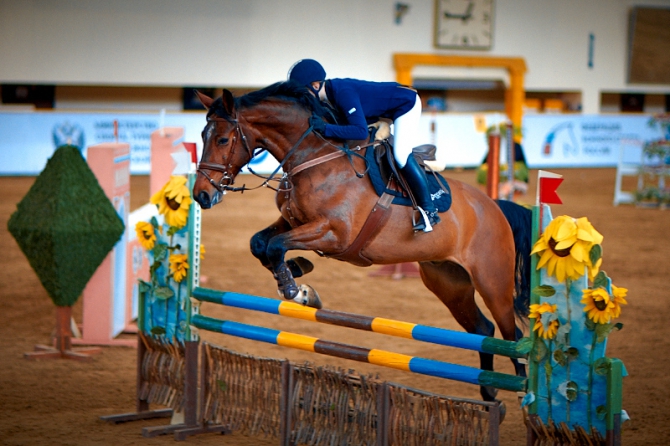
top-left (434, 0), bottom-right (494, 49)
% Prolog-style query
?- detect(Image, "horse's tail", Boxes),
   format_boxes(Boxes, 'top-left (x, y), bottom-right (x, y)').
top-left (496, 199), bottom-right (532, 323)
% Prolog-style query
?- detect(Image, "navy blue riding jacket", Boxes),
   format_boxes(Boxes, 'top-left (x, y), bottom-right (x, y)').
top-left (322, 78), bottom-right (417, 140)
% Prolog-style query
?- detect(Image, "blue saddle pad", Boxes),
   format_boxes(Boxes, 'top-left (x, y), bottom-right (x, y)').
top-left (365, 147), bottom-right (452, 212)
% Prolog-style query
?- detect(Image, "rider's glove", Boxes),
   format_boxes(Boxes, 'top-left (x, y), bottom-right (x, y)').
top-left (309, 116), bottom-right (327, 134)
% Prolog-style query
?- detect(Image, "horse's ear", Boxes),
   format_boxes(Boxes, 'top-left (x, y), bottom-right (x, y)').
top-left (221, 89), bottom-right (236, 116)
top-left (195, 90), bottom-right (214, 109)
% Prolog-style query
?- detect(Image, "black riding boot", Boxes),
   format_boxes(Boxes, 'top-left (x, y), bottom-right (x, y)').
top-left (400, 154), bottom-right (441, 232)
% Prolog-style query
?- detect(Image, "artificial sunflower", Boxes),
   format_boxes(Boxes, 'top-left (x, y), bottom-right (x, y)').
top-left (529, 302), bottom-right (559, 340)
top-left (581, 287), bottom-right (614, 324)
top-left (582, 284), bottom-right (628, 324)
top-left (135, 221), bottom-right (156, 250)
top-left (150, 176), bottom-right (192, 228)
top-left (609, 285), bottom-right (628, 319)
top-left (169, 253), bottom-right (189, 283)
top-left (531, 215), bottom-right (604, 282)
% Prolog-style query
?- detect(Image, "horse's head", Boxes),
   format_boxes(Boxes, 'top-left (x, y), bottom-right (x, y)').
top-left (193, 89), bottom-right (254, 209)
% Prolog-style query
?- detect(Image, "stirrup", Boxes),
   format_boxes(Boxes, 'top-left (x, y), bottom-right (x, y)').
top-left (412, 207), bottom-right (438, 233)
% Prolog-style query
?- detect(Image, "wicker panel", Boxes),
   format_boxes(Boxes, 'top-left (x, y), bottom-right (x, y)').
top-left (201, 342), bottom-right (496, 445)
top-left (138, 333), bottom-right (186, 411)
top-left (202, 342), bottom-right (284, 438)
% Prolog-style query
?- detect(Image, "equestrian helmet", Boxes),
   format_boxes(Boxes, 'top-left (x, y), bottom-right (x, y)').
top-left (288, 59), bottom-right (326, 86)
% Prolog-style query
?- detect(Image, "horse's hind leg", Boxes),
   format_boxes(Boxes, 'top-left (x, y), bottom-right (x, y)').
top-left (418, 261), bottom-right (499, 402)
top-left (471, 259), bottom-right (527, 379)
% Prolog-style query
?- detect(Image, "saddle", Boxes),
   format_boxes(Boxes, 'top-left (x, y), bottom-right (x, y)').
top-left (367, 123), bottom-right (451, 212)
top-left (327, 123), bottom-right (451, 267)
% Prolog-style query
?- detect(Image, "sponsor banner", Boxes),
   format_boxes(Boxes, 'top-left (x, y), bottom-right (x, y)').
top-left (0, 111), bottom-right (664, 175)
top-left (523, 114), bottom-right (664, 168)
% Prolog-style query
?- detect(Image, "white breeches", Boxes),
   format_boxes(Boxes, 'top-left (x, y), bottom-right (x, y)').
top-left (392, 95), bottom-right (422, 168)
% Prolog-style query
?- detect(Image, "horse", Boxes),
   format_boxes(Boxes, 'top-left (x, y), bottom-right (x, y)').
top-left (192, 82), bottom-right (532, 402)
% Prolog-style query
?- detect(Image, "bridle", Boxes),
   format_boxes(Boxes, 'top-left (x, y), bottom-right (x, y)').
top-left (197, 113), bottom-right (315, 193)
top-left (197, 114), bottom-right (255, 193)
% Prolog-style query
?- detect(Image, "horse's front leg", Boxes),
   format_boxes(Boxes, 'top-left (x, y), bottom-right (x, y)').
top-left (265, 220), bottom-right (337, 308)
top-left (250, 217), bottom-right (314, 278)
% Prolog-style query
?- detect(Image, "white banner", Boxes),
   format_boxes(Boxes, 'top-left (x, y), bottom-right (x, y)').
top-left (523, 114), bottom-right (664, 168)
top-left (0, 111), bottom-right (665, 175)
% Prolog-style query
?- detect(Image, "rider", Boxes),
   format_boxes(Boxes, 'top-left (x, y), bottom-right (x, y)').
top-left (287, 58), bottom-right (440, 233)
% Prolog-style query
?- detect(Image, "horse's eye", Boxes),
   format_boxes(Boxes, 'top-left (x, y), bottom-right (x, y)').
top-left (217, 137), bottom-right (229, 145)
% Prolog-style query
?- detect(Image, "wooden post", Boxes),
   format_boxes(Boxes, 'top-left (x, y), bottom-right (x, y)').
top-left (24, 306), bottom-right (101, 361)
top-left (487, 131), bottom-right (501, 200)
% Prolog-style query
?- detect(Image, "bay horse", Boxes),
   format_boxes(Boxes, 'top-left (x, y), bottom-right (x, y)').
top-left (192, 82), bottom-right (531, 402)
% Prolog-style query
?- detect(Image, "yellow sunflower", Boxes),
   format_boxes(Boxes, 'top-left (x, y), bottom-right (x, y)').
top-left (581, 284), bottom-right (627, 324)
top-left (169, 253), bottom-right (189, 283)
top-left (609, 285), bottom-right (628, 319)
top-left (150, 176), bottom-right (192, 228)
top-left (529, 302), bottom-right (559, 340)
top-left (135, 221), bottom-right (156, 250)
top-left (531, 215), bottom-right (604, 282)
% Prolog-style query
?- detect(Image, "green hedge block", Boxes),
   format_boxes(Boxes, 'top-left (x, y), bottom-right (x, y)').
top-left (7, 145), bottom-right (125, 307)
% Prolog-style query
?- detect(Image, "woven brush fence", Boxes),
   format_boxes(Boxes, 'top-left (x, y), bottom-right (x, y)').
top-left (139, 333), bottom-right (186, 412)
top-left (202, 342), bottom-right (284, 438)
top-left (202, 342), bottom-right (495, 446)
top-left (387, 386), bottom-right (492, 446)
top-left (525, 414), bottom-right (607, 446)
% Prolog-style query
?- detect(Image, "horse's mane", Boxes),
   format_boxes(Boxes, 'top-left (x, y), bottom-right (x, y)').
top-left (208, 81), bottom-right (336, 121)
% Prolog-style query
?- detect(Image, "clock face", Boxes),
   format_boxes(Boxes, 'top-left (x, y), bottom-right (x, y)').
top-left (435, 0), bottom-right (494, 49)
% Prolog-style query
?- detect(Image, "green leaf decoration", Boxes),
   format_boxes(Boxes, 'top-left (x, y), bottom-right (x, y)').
top-left (556, 322), bottom-right (571, 346)
top-left (515, 337), bottom-right (533, 355)
top-left (589, 244), bottom-right (603, 266)
top-left (544, 360), bottom-right (553, 375)
top-left (217, 379), bottom-right (228, 392)
top-left (167, 226), bottom-right (180, 237)
top-left (596, 405), bottom-right (608, 420)
top-left (138, 279), bottom-right (152, 293)
top-left (594, 357), bottom-right (612, 376)
top-left (585, 318), bottom-right (596, 331)
top-left (533, 285), bottom-right (557, 297)
top-left (154, 286), bottom-right (175, 300)
top-left (565, 347), bottom-right (579, 360)
top-left (150, 216), bottom-right (160, 229)
top-left (596, 322), bottom-right (623, 343)
top-left (566, 381), bottom-right (579, 402)
top-left (150, 326), bottom-right (166, 335)
top-left (593, 270), bottom-right (609, 289)
top-left (532, 337), bottom-right (548, 362)
top-left (153, 243), bottom-right (169, 262)
top-left (553, 349), bottom-right (567, 367)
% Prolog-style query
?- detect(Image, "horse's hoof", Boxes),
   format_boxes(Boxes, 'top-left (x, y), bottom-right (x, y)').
top-left (481, 386), bottom-right (498, 402)
top-left (280, 283), bottom-right (299, 301)
top-left (292, 284), bottom-right (322, 309)
top-left (287, 257), bottom-right (314, 278)
top-left (497, 401), bottom-right (506, 424)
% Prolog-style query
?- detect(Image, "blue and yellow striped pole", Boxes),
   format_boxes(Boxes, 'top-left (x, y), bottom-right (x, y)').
top-left (193, 287), bottom-right (525, 359)
top-left (191, 314), bottom-right (526, 392)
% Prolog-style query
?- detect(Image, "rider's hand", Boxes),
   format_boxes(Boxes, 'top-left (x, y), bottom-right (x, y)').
top-left (309, 116), bottom-right (327, 134)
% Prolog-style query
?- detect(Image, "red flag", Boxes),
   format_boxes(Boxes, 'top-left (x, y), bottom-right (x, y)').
top-left (539, 177), bottom-right (563, 204)
top-left (183, 142), bottom-right (198, 164)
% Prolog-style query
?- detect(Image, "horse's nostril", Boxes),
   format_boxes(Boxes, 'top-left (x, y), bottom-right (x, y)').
top-left (196, 191), bottom-right (212, 209)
